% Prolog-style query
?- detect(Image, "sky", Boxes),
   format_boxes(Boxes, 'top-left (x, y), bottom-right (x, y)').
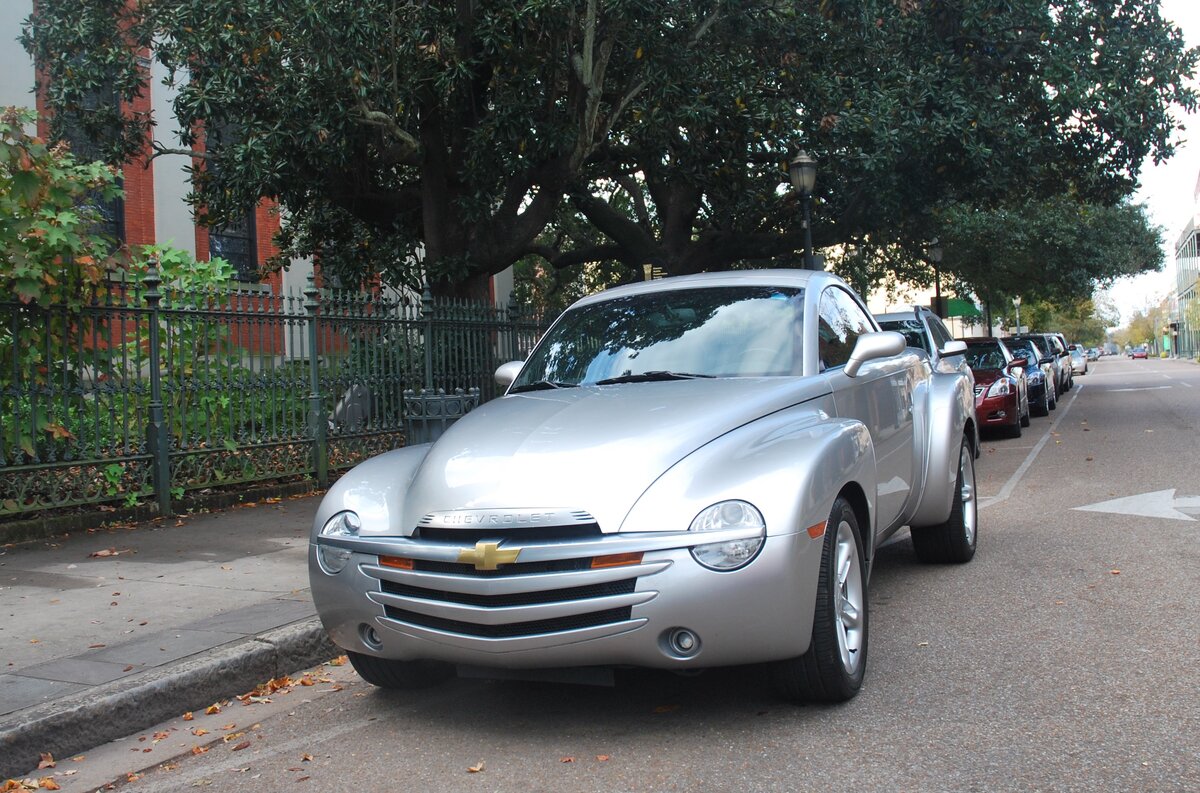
top-left (1107, 0), bottom-right (1200, 324)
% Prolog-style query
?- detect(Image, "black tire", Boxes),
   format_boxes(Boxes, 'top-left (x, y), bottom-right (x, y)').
top-left (348, 651), bottom-right (454, 689)
top-left (772, 496), bottom-right (868, 703)
top-left (1006, 411), bottom-right (1023, 438)
top-left (1032, 387), bottom-right (1050, 417)
top-left (1020, 400), bottom-right (1031, 428)
top-left (911, 435), bottom-right (978, 564)
top-left (1048, 386), bottom-right (1057, 411)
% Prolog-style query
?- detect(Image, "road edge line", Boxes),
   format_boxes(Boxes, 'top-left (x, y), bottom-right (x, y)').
top-left (978, 382), bottom-right (1084, 510)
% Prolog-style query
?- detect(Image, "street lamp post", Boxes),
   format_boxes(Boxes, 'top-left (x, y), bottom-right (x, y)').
top-left (1013, 296), bottom-right (1022, 334)
top-left (789, 151), bottom-right (818, 270)
top-left (929, 239), bottom-right (944, 317)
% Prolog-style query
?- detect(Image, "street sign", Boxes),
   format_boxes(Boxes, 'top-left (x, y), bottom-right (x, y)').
top-left (1073, 489), bottom-right (1200, 522)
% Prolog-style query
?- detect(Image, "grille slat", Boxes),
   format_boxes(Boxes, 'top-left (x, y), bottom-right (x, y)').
top-left (383, 606), bottom-right (634, 638)
top-left (381, 577), bottom-right (636, 607)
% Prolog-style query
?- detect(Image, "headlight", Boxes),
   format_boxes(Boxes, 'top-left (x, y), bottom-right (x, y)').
top-left (688, 500), bottom-right (765, 571)
top-left (317, 511), bottom-right (360, 574)
top-left (1027, 370), bottom-right (1042, 384)
top-left (986, 378), bottom-right (1012, 397)
top-left (321, 510), bottom-right (361, 537)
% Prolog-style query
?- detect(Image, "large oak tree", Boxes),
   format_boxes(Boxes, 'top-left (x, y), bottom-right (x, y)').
top-left (24, 0), bottom-right (1198, 296)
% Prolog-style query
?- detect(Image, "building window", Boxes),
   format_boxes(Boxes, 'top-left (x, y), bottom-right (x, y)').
top-left (205, 120), bottom-right (258, 282)
top-left (210, 210), bottom-right (258, 282)
top-left (60, 84), bottom-right (125, 249)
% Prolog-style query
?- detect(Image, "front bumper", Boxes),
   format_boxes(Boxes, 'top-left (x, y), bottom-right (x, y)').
top-left (309, 529), bottom-right (821, 671)
top-left (974, 392), bottom-right (1018, 427)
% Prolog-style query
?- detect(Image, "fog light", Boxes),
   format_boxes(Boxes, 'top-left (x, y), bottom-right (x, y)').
top-left (317, 544), bottom-right (352, 575)
top-left (359, 624), bottom-right (382, 650)
top-left (664, 627), bottom-right (701, 658)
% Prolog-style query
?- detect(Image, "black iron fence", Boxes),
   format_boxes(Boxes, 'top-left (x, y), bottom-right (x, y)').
top-left (0, 269), bottom-right (550, 518)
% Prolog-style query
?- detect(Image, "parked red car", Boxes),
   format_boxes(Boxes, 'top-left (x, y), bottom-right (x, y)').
top-left (961, 337), bottom-right (1031, 438)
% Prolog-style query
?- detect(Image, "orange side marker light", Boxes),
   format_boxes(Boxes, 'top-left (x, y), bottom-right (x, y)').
top-left (379, 556), bottom-right (414, 570)
top-left (806, 521), bottom-right (827, 539)
top-left (591, 552), bottom-right (644, 569)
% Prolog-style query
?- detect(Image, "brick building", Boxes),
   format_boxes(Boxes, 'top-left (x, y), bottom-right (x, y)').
top-left (2, 0), bottom-right (311, 299)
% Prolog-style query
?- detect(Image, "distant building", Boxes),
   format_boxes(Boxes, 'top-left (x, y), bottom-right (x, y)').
top-left (1173, 172), bottom-right (1200, 359)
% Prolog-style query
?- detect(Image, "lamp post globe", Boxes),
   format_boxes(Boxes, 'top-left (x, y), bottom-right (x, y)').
top-left (789, 151), bottom-right (818, 270)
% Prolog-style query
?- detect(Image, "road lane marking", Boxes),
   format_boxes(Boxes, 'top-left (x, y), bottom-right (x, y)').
top-left (978, 384), bottom-right (1082, 510)
top-left (1182, 381), bottom-right (1194, 388)
top-left (1074, 489), bottom-right (1200, 522)
top-left (1107, 385), bottom-right (1172, 392)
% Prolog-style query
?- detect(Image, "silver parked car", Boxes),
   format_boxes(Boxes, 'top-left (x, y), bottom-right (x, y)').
top-left (310, 270), bottom-right (979, 704)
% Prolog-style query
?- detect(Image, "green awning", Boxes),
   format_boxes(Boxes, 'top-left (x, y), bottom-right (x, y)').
top-left (945, 298), bottom-right (982, 318)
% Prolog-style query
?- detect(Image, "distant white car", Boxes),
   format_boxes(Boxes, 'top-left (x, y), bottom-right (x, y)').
top-left (1068, 345), bottom-right (1088, 375)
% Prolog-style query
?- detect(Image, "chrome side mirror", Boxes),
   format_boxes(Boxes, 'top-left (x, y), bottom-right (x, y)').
top-left (494, 360), bottom-right (524, 390)
top-left (844, 331), bottom-right (906, 378)
top-left (940, 340), bottom-right (968, 358)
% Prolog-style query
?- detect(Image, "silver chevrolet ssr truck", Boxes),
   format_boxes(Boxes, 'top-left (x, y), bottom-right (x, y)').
top-left (309, 270), bottom-right (979, 703)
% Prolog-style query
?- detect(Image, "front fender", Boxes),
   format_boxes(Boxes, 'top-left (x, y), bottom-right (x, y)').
top-left (310, 445), bottom-right (433, 540)
top-left (910, 370), bottom-right (973, 527)
top-left (621, 395), bottom-right (878, 549)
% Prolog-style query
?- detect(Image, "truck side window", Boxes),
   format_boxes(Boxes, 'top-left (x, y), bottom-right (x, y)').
top-left (818, 287), bottom-right (873, 370)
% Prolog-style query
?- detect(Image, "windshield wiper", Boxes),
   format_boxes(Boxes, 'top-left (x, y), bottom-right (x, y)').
top-left (508, 380), bottom-right (577, 394)
top-left (594, 370), bottom-right (714, 385)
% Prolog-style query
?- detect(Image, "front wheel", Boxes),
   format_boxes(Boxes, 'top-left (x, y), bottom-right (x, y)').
top-left (772, 496), bottom-right (868, 703)
top-left (348, 651), bottom-right (454, 689)
top-left (910, 435), bottom-right (978, 564)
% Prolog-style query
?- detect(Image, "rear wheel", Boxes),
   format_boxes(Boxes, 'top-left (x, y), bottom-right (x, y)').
top-left (911, 436), bottom-right (977, 564)
top-left (348, 651), bottom-right (454, 689)
top-left (772, 496), bottom-right (867, 703)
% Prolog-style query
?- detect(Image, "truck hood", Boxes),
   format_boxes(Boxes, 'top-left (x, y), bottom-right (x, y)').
top-left (401, 377), bottom-right (830, 533)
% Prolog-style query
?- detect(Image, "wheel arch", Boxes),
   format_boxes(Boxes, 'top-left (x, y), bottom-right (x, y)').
top-left (838, 480), bottom-right (872, 561)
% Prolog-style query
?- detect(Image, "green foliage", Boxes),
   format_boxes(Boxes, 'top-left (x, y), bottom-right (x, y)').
top-left (938, 199), bottom-right (1164, 306)
top-left (24, 2), bottom-right (1198, 299)
top-left (0, 107), bottom-right (123, 306)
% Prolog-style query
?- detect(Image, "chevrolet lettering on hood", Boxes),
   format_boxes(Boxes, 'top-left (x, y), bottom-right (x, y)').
top-left (418, 508), bottom-right (594, 529)
top-left (309, 270), bottom-right (980, 704)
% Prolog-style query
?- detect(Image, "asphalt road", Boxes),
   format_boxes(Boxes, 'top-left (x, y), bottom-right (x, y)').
top-left (33, 356), bottom-right (1200, 793)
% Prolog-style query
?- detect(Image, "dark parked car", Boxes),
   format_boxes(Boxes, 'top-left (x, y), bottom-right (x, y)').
top-left (1002, 336), bottom-right (1055, 416)
top-left (1010, 333), bottom-right (1071, 396)
top-left (961, 337), bottom-right (1030, 438)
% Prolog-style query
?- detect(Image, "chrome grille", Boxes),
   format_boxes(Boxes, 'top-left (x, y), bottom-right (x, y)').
top-left (361, 522), bottom-right (662, 642)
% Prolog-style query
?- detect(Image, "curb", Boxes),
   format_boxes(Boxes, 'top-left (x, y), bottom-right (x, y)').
top-left (0, 618), bottom-right (336, 780)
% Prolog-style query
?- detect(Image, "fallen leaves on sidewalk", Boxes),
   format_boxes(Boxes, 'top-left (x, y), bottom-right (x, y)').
top-left (36, 755), bottom-right (53, 771)
top-left (88, 548), bottom-right (134, 558)
top-left (467, 761), bottom-right (485, 773)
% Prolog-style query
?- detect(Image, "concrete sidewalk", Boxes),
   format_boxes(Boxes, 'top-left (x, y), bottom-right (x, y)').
top-left (0, 495), bottom-right (336, 779)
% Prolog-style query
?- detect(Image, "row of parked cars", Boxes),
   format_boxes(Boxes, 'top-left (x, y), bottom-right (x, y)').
top-left (877, 306), bottom-right (1086, 439)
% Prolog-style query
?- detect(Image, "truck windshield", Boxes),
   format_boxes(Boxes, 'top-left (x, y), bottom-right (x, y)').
top-left (513, 286), bottom-right (805, 387)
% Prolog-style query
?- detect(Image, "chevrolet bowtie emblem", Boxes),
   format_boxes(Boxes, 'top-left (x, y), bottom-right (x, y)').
top-left (457, 541), bottom-right (521, 571)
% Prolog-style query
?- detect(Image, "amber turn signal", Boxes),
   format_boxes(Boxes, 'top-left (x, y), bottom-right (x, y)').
top-left (591, 552), bottom-right (644, 569)
top-left (379, 556), bottom-right (414, 570)
top-left (806, 521), bottom-right (827, 539)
